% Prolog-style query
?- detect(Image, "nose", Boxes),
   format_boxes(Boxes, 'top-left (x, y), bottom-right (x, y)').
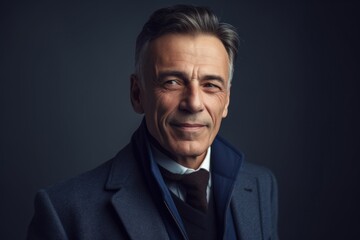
top-left (179, 82), bottom-right (204, 113)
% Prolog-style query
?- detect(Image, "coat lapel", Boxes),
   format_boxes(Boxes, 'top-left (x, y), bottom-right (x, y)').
top-left (111, 185), bottom-right (169, 240)
top-left (105, 144), bottom-right (169, 240)
top-left (231, 172), bottom-right (263, 240)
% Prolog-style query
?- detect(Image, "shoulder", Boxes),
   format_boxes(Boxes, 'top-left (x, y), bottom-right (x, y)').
top-left (240, 161), bottom-right (276, 180)
top-left (237, 161), bottom-right (278, 202)
top-left (28, 143), bottom-right (137, 239)
top-left (215, 135), bottom-right (275, 179)
top-left (214, 135), bottom-right (276, 183)
top-left (239, 160), bottom-right (277, 189)
top-left (37, 157), bottom-right (113, 215)
top-left (42, 143), bottom-right (134, 204)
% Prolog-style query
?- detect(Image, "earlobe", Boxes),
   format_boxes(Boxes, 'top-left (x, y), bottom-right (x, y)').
top-left (222, 94), bottom-right (230, 118)
top-left (222, 107), bottom-right (228, 118)
top-left (130, 74), bottom-right (144, 114)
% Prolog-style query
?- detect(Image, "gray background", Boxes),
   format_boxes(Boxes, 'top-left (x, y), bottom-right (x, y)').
top-left (1, 0), bottom-right (359, 239)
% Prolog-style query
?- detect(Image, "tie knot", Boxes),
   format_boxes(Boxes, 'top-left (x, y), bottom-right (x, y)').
top-left (159, 167), bottom-right (209, 212)
top-left (180, 169), bottom-right (209, 191)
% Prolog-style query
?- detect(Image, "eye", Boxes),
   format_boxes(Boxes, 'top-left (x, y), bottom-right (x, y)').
top-left (203, 82), bottom-right (222, 92)
top-left (162, 79), bottom-right (182, 90)
top-left (203, 83), bottom-right (217, 88)
top-left (165, 80), bottom-right (179, 85)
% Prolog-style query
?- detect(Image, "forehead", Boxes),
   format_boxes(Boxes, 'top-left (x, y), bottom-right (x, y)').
top-left (146, 33), bottom-right (230, 76)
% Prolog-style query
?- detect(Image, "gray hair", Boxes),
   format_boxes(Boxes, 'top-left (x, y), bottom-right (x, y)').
top-left (134, 5), bottom-right (240, 87)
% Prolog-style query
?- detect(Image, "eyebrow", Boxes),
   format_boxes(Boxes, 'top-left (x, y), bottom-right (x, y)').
top-left (157, 71), bottom-right (187, 81)
top-left (157, 71), bottom-right (225, 85)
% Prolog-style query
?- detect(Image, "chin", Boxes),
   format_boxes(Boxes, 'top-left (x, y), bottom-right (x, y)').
top-left (170, 142), bottom-right (208, 158)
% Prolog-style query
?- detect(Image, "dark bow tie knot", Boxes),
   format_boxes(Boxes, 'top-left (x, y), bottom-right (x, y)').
top-left (160, 167), bottom-right (209, 212)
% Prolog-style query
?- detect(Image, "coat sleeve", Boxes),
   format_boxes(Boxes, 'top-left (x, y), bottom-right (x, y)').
top-left (27, 190), bottom-right (68, 240)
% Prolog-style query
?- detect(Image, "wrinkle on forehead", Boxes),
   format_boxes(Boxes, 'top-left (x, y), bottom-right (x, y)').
top-left (148, 34), bottom-right (230, 82)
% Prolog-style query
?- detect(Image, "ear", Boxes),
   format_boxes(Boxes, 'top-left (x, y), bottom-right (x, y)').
top-left (222, 92), bottom-right (230, 118)
top-left (130, 74), bottom-right (144, 114)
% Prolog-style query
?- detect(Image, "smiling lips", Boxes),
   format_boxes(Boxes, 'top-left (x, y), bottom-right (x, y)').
top-left (170, 122), bottom-right (207, 132)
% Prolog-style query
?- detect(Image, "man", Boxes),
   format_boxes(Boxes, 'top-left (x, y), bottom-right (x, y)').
top-left (27, 5), bottom-right (278, 240)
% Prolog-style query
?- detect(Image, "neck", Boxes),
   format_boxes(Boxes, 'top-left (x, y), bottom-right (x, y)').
top-left (173, 153), bottom-right (206, 169)
top-left (146, 128), bottom-right (206, 169)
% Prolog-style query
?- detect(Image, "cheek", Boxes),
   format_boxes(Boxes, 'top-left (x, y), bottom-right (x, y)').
top-left (158, 91), bottom-right (180, 107)
top-left (152, 93), bottom-right (179, 121)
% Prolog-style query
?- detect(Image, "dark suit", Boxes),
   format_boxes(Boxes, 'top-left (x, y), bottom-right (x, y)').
top-left (27, 122), bottom-right (278, 240)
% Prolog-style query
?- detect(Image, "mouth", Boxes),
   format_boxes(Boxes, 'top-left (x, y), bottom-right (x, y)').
top-left (170, 122), bottom-right (207, 131)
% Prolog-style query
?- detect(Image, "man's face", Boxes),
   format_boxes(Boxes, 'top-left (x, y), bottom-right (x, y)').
top-left (131, 33), bottom-right (230, 167)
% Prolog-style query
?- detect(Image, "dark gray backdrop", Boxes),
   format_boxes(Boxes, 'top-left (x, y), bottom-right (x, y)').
top-left (1, 0), bottom-right (359, 239)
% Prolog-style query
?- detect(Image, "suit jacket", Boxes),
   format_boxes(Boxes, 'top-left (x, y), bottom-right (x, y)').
top-left (27, 123), bottom-right (278, 240)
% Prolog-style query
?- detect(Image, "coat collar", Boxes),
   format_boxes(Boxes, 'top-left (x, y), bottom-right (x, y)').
top-left (210, 135), bottom-right (243, 238)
